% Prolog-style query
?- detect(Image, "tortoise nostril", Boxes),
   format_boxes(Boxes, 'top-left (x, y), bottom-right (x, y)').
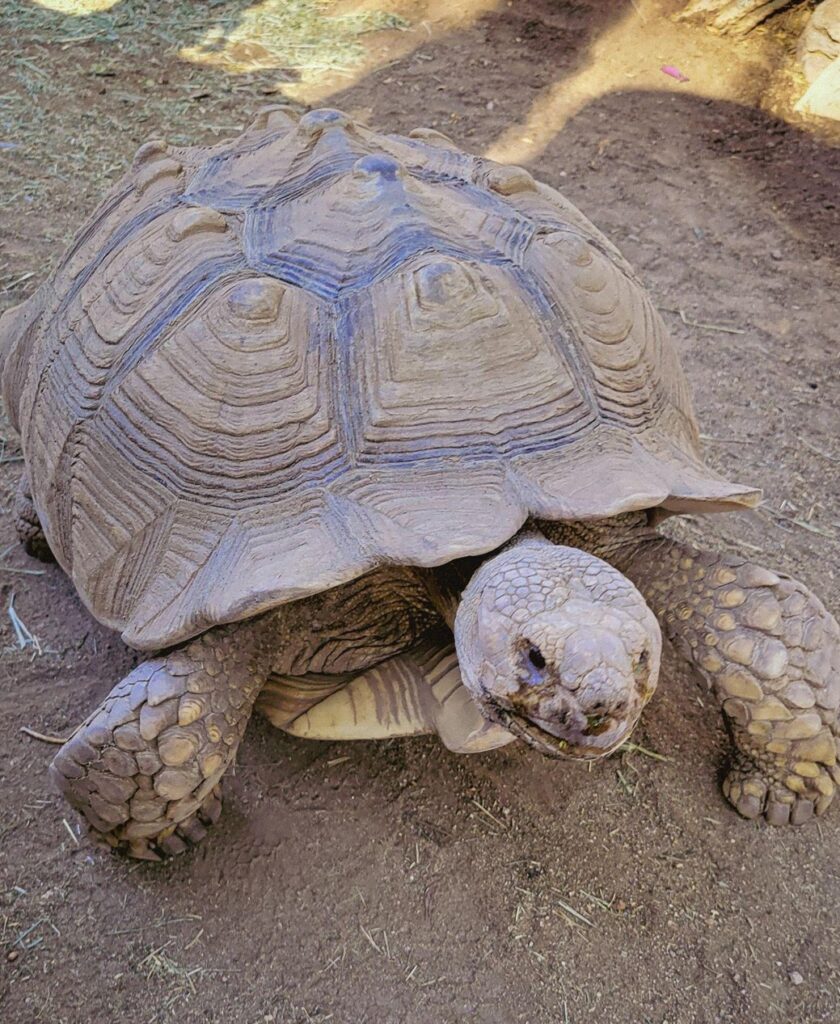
top-left (527, 646), bottom-right (546, 670)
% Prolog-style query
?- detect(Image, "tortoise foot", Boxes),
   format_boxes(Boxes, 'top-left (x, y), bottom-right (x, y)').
top-left (101, 786), bottom-right (223, 861)
top-left (51, 628), bottom-right (262, 858)
top-left (723, 755), bottom-right (837, 826)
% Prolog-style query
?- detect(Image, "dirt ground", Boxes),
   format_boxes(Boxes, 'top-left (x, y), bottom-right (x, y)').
top-left (1, 1), bottom-right (839, 1022)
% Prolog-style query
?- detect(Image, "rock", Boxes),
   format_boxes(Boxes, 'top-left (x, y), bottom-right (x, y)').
top-left (789, 970), bottom-right (804, 986)
top-left (797, 0), bottom-right (840, 84)
top-left (795, 56), bottom-right (840, 121)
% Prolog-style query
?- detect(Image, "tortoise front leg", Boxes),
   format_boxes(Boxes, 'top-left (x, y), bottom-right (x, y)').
top-left (51, 620), bottom-right (271, 859)
top-left (14, 471), bottom-right (53, 562)
top-left (620, 538), bottom-right (840, 826)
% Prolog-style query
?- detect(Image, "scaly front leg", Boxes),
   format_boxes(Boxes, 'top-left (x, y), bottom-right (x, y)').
top-left (51, 619), bottom-right (273, 859)
top-left (620, 537), bottom-right (840, 825)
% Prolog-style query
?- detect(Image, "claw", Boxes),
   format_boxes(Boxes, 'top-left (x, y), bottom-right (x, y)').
top-left (735, 792), bottom-right (763, 819)
top-left (791, 799), bottom-right (815, 826)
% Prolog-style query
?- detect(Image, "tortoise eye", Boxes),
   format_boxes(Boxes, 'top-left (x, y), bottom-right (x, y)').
top-left (528, 646), bottom-right (546, 670)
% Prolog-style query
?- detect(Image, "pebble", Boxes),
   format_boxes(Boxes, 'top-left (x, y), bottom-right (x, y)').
top-left (789, 970), bottom-right (804, 986)
top-left (7, 949), bottom-right (18, 962)
top-left (770, 249), bottom-right (783, 261)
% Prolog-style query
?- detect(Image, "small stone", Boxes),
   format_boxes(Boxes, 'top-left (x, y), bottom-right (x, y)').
top-left (7, 949), bottom-right (19, 962)
top-left (789, 969), bottom-right (804, 986)
top-left (770, 250), bottom-right (783, 261)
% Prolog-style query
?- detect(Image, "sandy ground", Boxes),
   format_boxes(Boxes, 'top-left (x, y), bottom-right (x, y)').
top-left (1, 2), bottom-right (839, 1022)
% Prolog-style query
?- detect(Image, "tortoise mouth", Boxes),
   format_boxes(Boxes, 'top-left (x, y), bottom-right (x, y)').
top-left (484, 699), bottom-right (636, 761)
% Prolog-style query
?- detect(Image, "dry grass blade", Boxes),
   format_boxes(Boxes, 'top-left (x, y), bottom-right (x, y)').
top-left (549, 889), bottom-right (594, 927)
top-left (619, 740), bottom-right (671, 762)
top-left (662, 307), bottom-right (746, 334)
top-left (7, 594), bottom-right (42, 654)
top-left (471, 798), bottom-right (508, 830)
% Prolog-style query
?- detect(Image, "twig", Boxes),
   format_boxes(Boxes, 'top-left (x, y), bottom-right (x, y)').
top-left (20, 726), bottom-right (66, 744)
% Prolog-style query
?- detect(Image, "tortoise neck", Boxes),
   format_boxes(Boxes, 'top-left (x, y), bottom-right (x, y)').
top-left (420, 531), bottom-right (556, 629)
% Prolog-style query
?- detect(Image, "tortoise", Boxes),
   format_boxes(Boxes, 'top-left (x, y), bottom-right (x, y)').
top-left (1, 106), bottom-right (838, 860)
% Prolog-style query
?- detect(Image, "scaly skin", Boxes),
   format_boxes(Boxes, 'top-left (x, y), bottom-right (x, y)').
top-left (50, 620), bottom-right (273, 860)
top-left (543, 515), bottom-right (840, 825)
top-left (13, 472), bottom-right (53, 562)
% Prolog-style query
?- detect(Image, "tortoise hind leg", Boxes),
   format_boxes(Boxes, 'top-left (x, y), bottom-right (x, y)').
top-left (51, 620), bottom-right (270, 859)
top-left (14, 471), bottom-right (53, 562)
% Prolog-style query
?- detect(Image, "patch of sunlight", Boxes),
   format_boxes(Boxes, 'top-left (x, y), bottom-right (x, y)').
top-left (31, 0), bottom-right (120, 12)
top-left (179, 0), bottom-right (501, 105)
top-left (179, 0), bottom-right (408, 79)
top-left (485, 0), bottom-right (755, 166)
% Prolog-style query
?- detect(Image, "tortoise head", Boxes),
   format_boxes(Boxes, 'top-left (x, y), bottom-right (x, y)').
top-left (453, 536), bottom-right (661, 759)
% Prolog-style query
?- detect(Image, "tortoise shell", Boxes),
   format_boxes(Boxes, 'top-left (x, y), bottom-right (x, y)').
top-left (0, 106), bottom-right (759, 650)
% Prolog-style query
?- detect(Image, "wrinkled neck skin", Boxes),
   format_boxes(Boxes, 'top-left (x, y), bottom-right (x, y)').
top-left (426, 529), bottom-right (662, 760)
